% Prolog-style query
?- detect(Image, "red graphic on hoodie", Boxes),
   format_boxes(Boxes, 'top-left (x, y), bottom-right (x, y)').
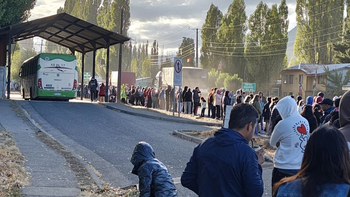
top-left (297, 124), bottom-right (307, 135)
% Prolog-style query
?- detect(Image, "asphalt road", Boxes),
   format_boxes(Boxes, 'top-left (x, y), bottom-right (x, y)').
top-left (17, 100), bottom-right (272, 196)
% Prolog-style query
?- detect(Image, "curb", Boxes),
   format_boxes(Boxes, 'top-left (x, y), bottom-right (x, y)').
top-left (102, 103), bottom-right (222, 127)
top-left (14, 101), bottom-right (104, 188)
top-left (172, 130), bottom-right (203, 144)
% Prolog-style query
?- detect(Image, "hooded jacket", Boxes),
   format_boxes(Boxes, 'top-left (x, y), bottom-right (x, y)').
top-left (130, 142), bottom-right (177, 197)
top-left (339, 91), bottom-right (350, 142)
top-left (181, 128), bottom-right (263, 197)
top-left (270, 96), bottom-right (310, 170)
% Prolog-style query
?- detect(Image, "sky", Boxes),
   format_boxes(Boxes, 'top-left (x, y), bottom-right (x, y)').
top-left (29, 0), bottom-right (296, 56)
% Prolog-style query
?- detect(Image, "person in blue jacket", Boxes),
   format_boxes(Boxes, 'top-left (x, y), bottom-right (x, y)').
top-left (130, 141), bottom-right (177, 197)
top-left (181, 103), bottom-right (265, 197)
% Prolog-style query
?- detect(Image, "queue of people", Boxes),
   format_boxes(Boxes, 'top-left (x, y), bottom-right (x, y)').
top-left (122, 88), bottom-right (350, 196)
top-left (179, 90), bottom-right (350, 196)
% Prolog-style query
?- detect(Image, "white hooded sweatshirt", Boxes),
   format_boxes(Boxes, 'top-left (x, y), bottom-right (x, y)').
top-left (270, 96), bottom-right (310, 170)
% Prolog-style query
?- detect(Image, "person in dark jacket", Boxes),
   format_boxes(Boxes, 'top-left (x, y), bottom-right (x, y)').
top-left (166, 85), bottom-right (171, 111)
top-left (131, 141), bottom-right (178, 197)
top-left (313, 104), bottom-right (323, 126)
top-left (184, 88), bottom-right (192, 114)
top-left (193, 87), bottom-right (201, 115)
top-left (223, 90), bottom-right (231, 116)
top-left (319, 98), bottom-right (335, 125)
top-left (263, 97), bottom-right (272, 131)
top-left (181, 103), bottom-right (265, 197)
top-left (300, 105), bottom-right (318, 133)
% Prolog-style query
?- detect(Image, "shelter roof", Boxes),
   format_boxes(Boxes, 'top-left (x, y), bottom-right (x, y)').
top-left (0, 13), bottom-right (130, 53)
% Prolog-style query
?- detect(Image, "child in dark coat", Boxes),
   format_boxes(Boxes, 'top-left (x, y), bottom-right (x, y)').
top-left (130, 141), bottom-right (178, 197)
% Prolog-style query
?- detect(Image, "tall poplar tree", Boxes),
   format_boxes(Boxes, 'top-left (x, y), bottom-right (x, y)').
top-left (245, 1), bottom-right (288, 92)
top-left (151, 40), bottom-right (159, 77)
top-left (0, 0), bottom-right (36, 27)
top-left (177, 37), bottom-right (195, 67)
top-left (294, 0), bottom-right (344, 64)
top-left (201, 4), bottom-right (223, 70)
top-left (217, 0), bottom-right (247, 77)
top-left (333, 1), bottom-right (350, 63)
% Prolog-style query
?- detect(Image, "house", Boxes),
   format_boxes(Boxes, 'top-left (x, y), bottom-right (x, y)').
top-left (280, 63), bottom-right (350, 98)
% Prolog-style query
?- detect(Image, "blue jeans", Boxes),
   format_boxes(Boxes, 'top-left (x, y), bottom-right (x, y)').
top-left (254, 120), bottom-right (259, 135)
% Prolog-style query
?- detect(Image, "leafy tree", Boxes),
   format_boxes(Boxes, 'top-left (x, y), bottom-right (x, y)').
top-left (322, 66), bottom-right (350, 96)
top-left (177, 37), bottom-right (195, 67)
top-left (201, 4), bottom-right (223, 70)
top-left (217, 0), bottom-right (247, 77)
top-left (224, 74), bottom-right (243, 91)
top-left (208, 68), bottom-right (219, 88)
top-left (141, 57), bottom-right (151, 77)
top-left (20, 47), bottom-right (36, 63)
top-left (131, 58), bottom-right (141, 78)
top-left (151, 40), bottom-right (159, 77)
top-left (11, 43), bottom-right (21, 82)
top-left (245, 1), bottom-right (288, 93)
top-left (216, 72), bottom-right (230, 88)
top-left (0, 0), bottom-right (36, 27)
top-left (294, 0), bottom-right (344, 64)
top-left (333, 1), bottom-right (350, 63)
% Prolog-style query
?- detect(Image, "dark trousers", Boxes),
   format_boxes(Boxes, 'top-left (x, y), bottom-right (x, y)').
top-left (216, 105), bottom-right (221, 119)
top-left (90, 90), bottom-right (96, 101)
top-left (201, 108), bottom-right (205, 117)
top-left (211, 105), bottom-right (216, 118)
top-left (166, 98), bottom-right (170, 111)
top-left (272, 167), bottom-right (299, 188)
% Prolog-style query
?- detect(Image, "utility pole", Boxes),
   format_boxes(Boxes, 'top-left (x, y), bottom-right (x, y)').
top-left (196, 28), bottom-right (198, 67)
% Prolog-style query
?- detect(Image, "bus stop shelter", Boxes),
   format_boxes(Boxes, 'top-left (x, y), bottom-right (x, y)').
top-left (0, 12), bottom-right (130, 100)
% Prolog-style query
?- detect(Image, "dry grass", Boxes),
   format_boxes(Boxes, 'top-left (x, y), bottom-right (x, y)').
top-left (0, 129), bottom-right (29, 197)
top-left (186, 129), bottom-right (217, 139)
top-left (80, 187), bottom-right (139, 197)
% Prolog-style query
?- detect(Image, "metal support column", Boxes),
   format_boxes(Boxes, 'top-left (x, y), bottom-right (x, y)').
top-left (7, 34), bottom-right (12, 99)
top-left (80, 52), bottom-right (85, 100)
top-left (105, 42), bottom-right (110, 102)
top-left (92, 50), bottom-right (96, 78)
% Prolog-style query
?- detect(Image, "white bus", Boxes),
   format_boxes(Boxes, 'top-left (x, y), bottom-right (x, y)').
top-left (19, 53), bottom-right (78, 100)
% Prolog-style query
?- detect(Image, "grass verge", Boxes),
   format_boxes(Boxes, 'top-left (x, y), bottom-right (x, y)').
top-left (0, 126), bottom-right (29, 196)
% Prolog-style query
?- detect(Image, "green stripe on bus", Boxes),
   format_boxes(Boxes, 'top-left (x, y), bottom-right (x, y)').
top-left (37, 89), bottom-right (77, 98)
top-left (39, 53), bottom-right (76, 62)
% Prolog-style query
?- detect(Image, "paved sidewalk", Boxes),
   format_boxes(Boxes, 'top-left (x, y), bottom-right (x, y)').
top-left (0, 100), bottom-right (80, 197)
top-left (100, 102), bottom-right (223, 127)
